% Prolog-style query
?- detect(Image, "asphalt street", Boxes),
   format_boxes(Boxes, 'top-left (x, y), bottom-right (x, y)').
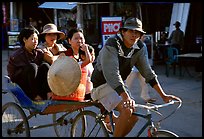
top-left (2, 50), bottom-right (202, 137)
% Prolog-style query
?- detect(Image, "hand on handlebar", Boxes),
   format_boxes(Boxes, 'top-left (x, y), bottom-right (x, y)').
top-left (120, 92), bottom-right (136, 112)
top-left (163, 94), bottom-right (182, 103)
top-left (123, 98), bottom-right (136, 111)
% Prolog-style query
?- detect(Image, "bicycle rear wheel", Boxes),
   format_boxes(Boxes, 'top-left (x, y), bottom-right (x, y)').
top-left (53, 109), bottom-right (83, 137)
top-left (71, 110), bottom-right (109, 137)
top-left (152, 129), bottom-right (179, 137)
top-left (2, 102), bottom-right (30, 137)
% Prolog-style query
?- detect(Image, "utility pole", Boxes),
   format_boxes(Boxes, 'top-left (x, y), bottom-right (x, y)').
top-left (76, 3), bottom-right (83, 30)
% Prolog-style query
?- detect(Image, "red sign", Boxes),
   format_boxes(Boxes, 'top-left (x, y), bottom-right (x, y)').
top-left (102, 21), bottom-right (122, 35)
top-left (101, 17), bottom-right (122, 46)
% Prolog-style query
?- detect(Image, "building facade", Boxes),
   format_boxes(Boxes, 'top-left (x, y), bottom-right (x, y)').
top-left (2, 2), bottom-right (202, 53)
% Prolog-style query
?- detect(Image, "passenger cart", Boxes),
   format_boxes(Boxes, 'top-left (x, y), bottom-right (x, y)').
top-left (2, 76), bottom-right (101, 137)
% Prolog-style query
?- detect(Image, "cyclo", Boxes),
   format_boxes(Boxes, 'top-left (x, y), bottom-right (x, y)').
top-left (2, 75), bottom-right (182, 137)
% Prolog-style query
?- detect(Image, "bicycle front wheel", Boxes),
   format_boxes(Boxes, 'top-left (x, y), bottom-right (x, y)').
top-left (2, 102), bottom-right (30, 137)
top-left (71, 110), bottom-right (109, 137)
top-left (152, 130), bottom-right (179, 137)
top-left (53, 109), bottom-right (83, 137)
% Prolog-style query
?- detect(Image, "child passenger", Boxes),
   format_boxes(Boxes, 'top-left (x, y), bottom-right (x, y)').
top-left (78, 45), bottom-right (95, 100)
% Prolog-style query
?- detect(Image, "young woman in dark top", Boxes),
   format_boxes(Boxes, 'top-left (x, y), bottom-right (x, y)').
top-left (7, 26), bottom-right (54, 100)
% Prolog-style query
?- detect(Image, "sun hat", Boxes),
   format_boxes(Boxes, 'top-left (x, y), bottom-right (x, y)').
top-left (47, 56), bottom-right (81, 96)
top-left (41, 23), bottom-right (66, 40)
top-left (120, 17), bottom-right (146, 34)
top-left (173, 21), bottom-right (181, 27)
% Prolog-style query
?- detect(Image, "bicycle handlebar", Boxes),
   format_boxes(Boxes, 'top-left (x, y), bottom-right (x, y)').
top-left (132, 100), bottom-right (182, 122)
top-left (133, 100), bottom-right (182, 111)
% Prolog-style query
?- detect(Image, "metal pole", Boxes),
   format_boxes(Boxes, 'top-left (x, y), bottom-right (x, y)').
top-left (76, 3), bottom-right (83, 30)
top-left (54, 9), bottom-right (57, 26)
top-left (10, 2), bottom-right (13, 20)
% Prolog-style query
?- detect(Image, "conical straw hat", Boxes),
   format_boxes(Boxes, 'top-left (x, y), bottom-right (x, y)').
top-left (47, 56), bottom-right (81, 96)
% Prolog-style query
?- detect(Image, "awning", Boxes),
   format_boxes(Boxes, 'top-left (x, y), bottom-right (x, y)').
top-left (38, 2), bottom-right (77, 10)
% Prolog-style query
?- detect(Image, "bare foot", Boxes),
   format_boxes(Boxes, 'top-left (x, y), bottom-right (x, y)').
top-left (47, 92), bottom-right (54, 99)
top-left (34, 95), bottom-right (43, 101)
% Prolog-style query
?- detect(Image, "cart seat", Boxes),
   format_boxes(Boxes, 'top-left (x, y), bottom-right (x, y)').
top-left (3, 76), bottom-right (101, 115)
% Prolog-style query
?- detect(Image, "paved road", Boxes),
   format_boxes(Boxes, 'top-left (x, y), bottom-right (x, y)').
top-left (2, 50), bottom-right (202, 137)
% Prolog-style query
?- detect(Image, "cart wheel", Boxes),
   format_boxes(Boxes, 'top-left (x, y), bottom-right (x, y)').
top-left (2, 102), bottom-right (30, 137)
top-left (52, 108), bottom-right (84, 137)
top-left (71, 110), bottom-right (109, 137)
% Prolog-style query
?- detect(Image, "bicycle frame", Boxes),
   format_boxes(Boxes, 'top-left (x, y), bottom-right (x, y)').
top-left (107, 109), bottom-right (154, 137)
top-left (107, 100), bottom-right (181, 137)
top-left (132, 111), bottom-right (155, 137)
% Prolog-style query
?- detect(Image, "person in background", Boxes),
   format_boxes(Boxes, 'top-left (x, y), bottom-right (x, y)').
top-left (126, 35), bottom-right (156, 103)
top-left (159, 31), bottom-right (168, 44)
top-left (38, 23), bottom-right (67, 64)
top-left (7, 26), bottom-right (54, 101)
top-left (37, 20), bottom-right (43, 32)
top-left (168, 21), bottom-right (184, 54)
top-left (29, 17), bottom-right (37, 29)
top-left (90, 17), bottom-right (181, 137)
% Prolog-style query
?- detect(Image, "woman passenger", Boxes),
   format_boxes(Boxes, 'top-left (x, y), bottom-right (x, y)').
top-left (7, 26), bottom-right (54, 100)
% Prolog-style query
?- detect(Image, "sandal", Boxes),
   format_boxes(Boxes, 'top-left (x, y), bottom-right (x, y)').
top-left (103, 113), bottom-right (118, 133)
top-left (145, 98), bottom-right (157, 103)
top-left (104, 121), bottom-right (114, 133)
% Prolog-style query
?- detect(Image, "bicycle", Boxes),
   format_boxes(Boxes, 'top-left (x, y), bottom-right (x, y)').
top-left (70, 99), bottom-right (182, 137)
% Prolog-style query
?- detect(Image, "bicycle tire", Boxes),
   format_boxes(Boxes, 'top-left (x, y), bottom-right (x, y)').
top-left (2, 102), bottom-right (30, 137)
top-left (53, 109), bottom-right (83, 137)
top-left (152, 129), bottom-right (179, 137)
top-left (71, 110), bottom-right (109, 137)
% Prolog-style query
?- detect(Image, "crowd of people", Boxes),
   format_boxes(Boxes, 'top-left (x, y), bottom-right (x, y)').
top-left (7, 17), bottom-right (181, 137)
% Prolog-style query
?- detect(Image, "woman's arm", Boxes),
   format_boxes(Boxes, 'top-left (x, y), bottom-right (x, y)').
top-left (43, 52), bottom-right (58, 65)
top-left (80, 44), bottom-right (91, 68)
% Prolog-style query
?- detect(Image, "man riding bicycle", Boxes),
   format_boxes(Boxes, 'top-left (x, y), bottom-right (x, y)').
top-left (91, 17), bottom-right (181, 137)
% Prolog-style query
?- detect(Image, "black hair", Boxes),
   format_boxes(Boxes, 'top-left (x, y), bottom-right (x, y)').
top-left (67, 28), bottom-right (83, 40)
top-left (18, 25), bottom-right (39, 46)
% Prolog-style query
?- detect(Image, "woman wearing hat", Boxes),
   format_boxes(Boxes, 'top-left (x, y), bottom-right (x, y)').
top-left (7, 26), bottom-right (54, 101)
top-left (38, 23), bottom-right (67, 64)
top-left (90, 17), bottom-right (181, 136)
